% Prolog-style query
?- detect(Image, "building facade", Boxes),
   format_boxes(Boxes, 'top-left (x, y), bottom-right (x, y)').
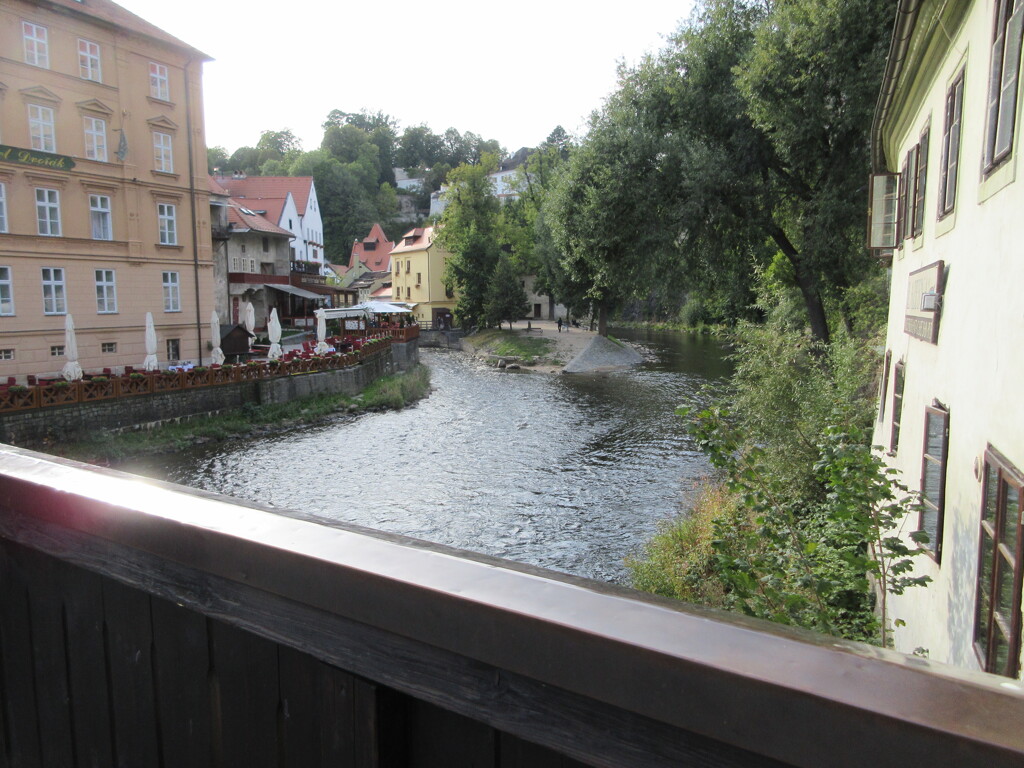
top-left (0, 0), bottom-right (215, 375)
top-left (390, 226), bottom-right (456, 328)
top-left (870, 0), bottom-right (1024, 678)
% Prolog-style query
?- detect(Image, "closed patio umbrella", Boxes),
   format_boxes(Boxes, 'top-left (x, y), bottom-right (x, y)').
top-left (210, 310), bottom-right (225, 365)
top-left (60, 314), bottom-right (83, 381)
top-left (243, 301), bottom-right (256, 350)
top-left (268, 308), bottom-right (283, 360)
top-left (143, 311), bottom-right (159, 371)
top-left (314, 311), bottom-right (330, 354)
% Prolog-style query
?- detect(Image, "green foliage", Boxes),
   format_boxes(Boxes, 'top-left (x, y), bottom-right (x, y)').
top-left (436, 156), bottom-right (503, 328)
top-left (485, 254), bottom-right (529, 329)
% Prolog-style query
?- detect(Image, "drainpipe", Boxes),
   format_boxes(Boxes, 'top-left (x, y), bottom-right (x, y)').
top-left (184, 56), bottom-right (204, 364)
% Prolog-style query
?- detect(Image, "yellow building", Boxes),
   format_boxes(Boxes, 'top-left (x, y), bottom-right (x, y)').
top-left (0, 0), bottom-right (215, 378)
top-left (390, 226), bottom-right (457, 329)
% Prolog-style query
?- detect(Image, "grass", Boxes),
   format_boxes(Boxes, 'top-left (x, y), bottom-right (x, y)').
top-left (55, 365), bottom-right (431, 463)
top-left (467, 329), bottom-right (554, 365)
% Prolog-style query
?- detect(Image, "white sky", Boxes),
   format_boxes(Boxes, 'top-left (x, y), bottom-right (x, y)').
top-left (114, 0), bottom-right (695, 155)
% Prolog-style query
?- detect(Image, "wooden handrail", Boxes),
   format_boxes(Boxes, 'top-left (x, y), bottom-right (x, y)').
top-left (0, 446), bottom-right (1022, 767)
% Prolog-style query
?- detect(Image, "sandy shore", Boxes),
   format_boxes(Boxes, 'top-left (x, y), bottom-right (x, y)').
top-left (482, 318), bottom-right (599, 374)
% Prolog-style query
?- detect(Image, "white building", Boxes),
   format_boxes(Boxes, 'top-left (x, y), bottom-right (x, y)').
top-left (869, 0), bottom-right (1024, 678)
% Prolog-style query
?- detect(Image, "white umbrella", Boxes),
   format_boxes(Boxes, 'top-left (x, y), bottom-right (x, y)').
top-left (268, 307), bottom-right (283, 360)
top-left (314, 311), bottom-right (330, 354)
top-left (60, 313), bottom-right (83, 381)
top-left (143, 311), bottom-right (159, 371)
top-left (243, 301), bottom-right (256, 350)
top-left (210, 310), bottom-right (225, 365)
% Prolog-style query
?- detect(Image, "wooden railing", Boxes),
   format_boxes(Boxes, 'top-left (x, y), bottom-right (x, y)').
top-left (0, 337), bottom-right (394, 414)
top-left (0, 446), bottom-right (1022, 767)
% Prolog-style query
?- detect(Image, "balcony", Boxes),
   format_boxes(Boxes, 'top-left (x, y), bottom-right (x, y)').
top-left (0, 446), bottom-right (1022, 767)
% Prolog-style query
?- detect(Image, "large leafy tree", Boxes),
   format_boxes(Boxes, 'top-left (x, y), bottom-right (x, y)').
top-left (436, 155), bottom-right (503, 328)
top-left (485, 254), bottom-right (529, 329)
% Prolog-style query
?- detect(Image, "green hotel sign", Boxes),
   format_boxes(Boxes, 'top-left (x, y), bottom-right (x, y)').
top-left (0, 145), bottom-right (76, 171)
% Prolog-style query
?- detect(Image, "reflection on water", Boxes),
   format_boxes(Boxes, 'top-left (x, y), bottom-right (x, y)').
top-left (125, 328), bottom-right (729, 583)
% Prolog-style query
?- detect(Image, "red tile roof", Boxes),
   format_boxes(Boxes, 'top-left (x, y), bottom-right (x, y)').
top-left (43, 0), bottom-right (210, 58)
top-left (207, 175), bottom-right (230, 196)
top-left (227, 199), bottom-right (292, 236)
top-left (214, 176), bottom-right (315, 212)
top-left (391, 226), bottom-right (434, 254)
top-left (349, 223), bottom-right (395, 272)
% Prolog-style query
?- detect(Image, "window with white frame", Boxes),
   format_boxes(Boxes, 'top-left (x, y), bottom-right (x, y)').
top-left (920, 405), bottom-right (949, 559)
top-left (0, 267), bottom-right (14, 316)
top-left (162, 271), bottom-right (180, 312)
top-left (22, 22), bottom-right (48, 68)
top-left (35, 188), bottom-right (61, 236)
top-left (0, 350), bottom-right (13, 361)
top-left (84, 117), bottom-right (107, 162)
top-left (984, 0), bottom-right (1024, 172)
top-left (153, 132), bottom-right (173, 172)
top-left (94, 269), bottom-right (117, 314)
top-left (90, 194), bottom-right (112, 240)
top-left (157, 203), bottom-right (177, 245)
top-left (0, 183), bottom-right (7, 233)
top-left (50, 345), bottom-right (64, 357)
top-left (166, 338), bottom-right (180, 361)
top-left (78, 39), bottom-right (101, 81)
top-left (149, 62), bottom-right (169, 100)
top-left (28, 104), bottom-right (56, 153)
top-left (101, 342), bottom-right (116, 353)
top-left (41, 267), bottom-right (66, 315)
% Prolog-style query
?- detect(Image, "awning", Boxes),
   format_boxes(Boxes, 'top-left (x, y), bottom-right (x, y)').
top-left (315, 301), bottom-right (412, 319)
top-left (265, 283), bottom-right (324, 300)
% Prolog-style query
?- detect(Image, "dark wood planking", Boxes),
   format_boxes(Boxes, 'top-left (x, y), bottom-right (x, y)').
top-left (102, 578), bottom-right (160, 768)
top-left (150, 597), bottom-right (213, 768)
top-left (0, 540), bottom-right (43, 768)
top-left (209, 620), bottom-right (280, 768)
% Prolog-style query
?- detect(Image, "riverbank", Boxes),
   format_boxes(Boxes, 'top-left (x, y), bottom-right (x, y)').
top-left (53, 364), bottom-right (431, 464)
top-left (461, 320), bottom-right (605, 373)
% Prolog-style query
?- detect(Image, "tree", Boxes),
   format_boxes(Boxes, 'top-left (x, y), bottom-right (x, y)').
top-left (257, 128), bottom-right (302, 155)
top-left (207, 146), bottom-right (229, 174)
top-left (436, 155), bottom-right (503, 328)
top-left (396, 124), bottom-right (445, 170)
top-left (485, 254), bottom-right (529, 329)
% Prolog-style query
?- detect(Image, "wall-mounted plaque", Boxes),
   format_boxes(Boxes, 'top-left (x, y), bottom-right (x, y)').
top-left (905, 260), bottom-right (944, 343)
top-left (0, 144), bottom-right (76, 171)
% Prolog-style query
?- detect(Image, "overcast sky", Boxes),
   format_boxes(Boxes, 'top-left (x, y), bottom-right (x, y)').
top-left (113, 0), bottom-right (695, 155)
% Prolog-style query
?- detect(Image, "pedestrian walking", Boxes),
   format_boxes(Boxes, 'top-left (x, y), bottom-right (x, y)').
top-left (557, 318), bottom-right (562, 333)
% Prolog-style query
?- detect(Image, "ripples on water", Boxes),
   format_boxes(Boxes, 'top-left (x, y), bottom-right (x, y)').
top-left (139, 329), bottom-right (729, 584)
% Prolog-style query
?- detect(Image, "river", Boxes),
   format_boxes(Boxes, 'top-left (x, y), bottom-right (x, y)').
top-left (125, 328), bottom-right (731, 584)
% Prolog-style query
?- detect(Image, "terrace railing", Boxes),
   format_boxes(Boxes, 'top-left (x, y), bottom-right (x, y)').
top-left (0, 446), bottom-right (1022, 767)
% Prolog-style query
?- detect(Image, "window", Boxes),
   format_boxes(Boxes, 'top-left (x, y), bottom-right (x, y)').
top-left (890, 361), bottom-right (905, 453)
top-left (912, 128), bottom-right (929, 238)
top-left (23, 22), bottom-right (48, 68)
top-left (149, 62), bottom-right (170, 101)
top-left (0, 350), bottom-right (13, 361)
top-left (153, 132), bottom-right (173, 172)
top-left (84, 117), bottom-right (107, 162)
top-left (974, 447), bottom-right (1024, 677)
top-left (938, 70), bottom-right (965, 217)
top-left (166, 338), bottom-right (180, 361)
top-left (920, 405), bottom-right (949, 558)
top-left (0, 183), bottom-right (7, 233)
top-left (984, 0), bottom-right (1024, 171)
top-left (262, 237), bottom-right (269, 253)
top-left (29, 104), bottom-right (56, 153)
top-left (101, 342), bottom-right (116, 354)
top-left (78, 39), bottom-right (101, 81)
top-left (41, 267), bottom-right (66, 315)
top-left (90, 194), bottom-right (112, 240)
top-left (95, 269), bottom-right (117, 314)
top-left (406, 261), bottom-right (411, 273)
top-left (406, 286), bottom-right (411, 299)
top-left (0, 267), bottom-right (13, 316)
top-left (163, 271), bottom-right (180, 312)
top-left (36, 188), bottom-right (61, 236)
top-left (158, 203), bottom-right (177, 245)
top-left (900, 145), bottom-right (920, 241)
top-left (416, 272), bottom-right (421, 285)
top-left (868, 175), bottom-right (898, 250)
top-left (50, 345), bottom-right (65, 357)
top-left (877, 350), bottom-right (892, 422)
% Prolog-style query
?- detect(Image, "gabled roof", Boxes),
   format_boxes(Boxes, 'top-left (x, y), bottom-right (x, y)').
top-left (215, 176), bottom-right (315, 212)
top-left (349, 223), bottom-right (395, 272)
top-left (208, 175), bottom-right (230, 196)
top-left (41, 0), bottom-right (210, 59)
top-left (226, 199), bottom-right (292, 236)
top-left (391, 226), bottom-right (434, 255)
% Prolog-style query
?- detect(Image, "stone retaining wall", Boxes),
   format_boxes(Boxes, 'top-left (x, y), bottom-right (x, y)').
top-left (0, 341), bottom-right (419, 448)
